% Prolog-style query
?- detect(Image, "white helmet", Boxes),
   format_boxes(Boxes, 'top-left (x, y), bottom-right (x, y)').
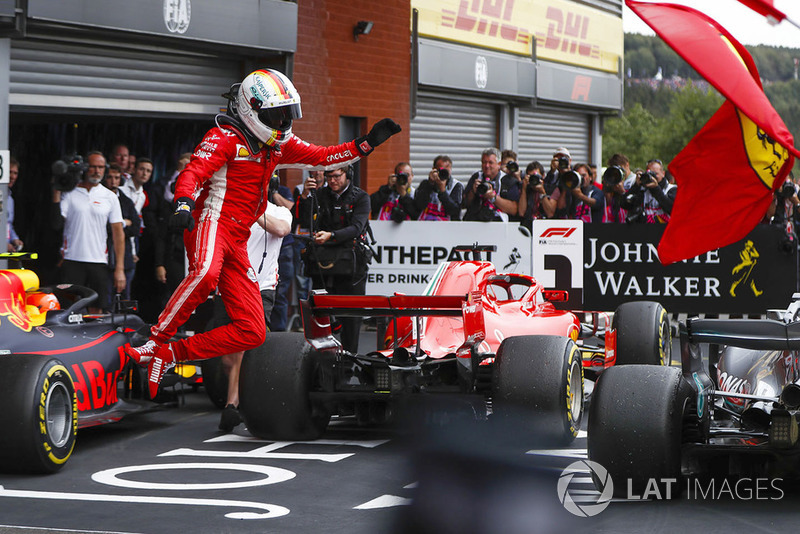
top-left (234, 69), bottom-right (302, 148)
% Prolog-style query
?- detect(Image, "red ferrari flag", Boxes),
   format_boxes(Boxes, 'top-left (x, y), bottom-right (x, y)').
top-left (737, 0), bottom-right (786, 23)
top-left (626, 1), bottom-right (800, 264)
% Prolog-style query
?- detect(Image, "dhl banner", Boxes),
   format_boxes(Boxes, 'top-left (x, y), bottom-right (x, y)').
top-left (412, 0), bottom-right (623, 73)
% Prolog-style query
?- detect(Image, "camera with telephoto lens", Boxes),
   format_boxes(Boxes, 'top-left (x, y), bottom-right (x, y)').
top-left (559, 170), bottom-right (581, 190)
top-left (779, 180), bottom-right (796, 198)
top-left (51, 154), bottom-right (88, 192)
top-left (506, 161), bottom-right (519, 174)
top-left (436, 168), bottom-right (450, 182)
top-left (602, 165), bottom-right (624, 194)
top-left (557, 156), bottom-right (570, 171)
top-left (526, 173), bottom-right (543, 195)
top-left (395, 172), bottom-right (409, 186)
top-left (476, 180), bottom-right (490, 197)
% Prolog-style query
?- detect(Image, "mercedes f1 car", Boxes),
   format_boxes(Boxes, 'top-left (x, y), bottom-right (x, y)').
top-left (0, 256), bottom-right (162, 473)
top-left (589, 293), bottom-right (800, 496)
top-left (238, 245), bottom-right (670, 445)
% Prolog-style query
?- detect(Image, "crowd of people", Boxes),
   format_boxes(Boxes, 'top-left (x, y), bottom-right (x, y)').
top-left (9, 140), bottom-right (799, 324)
top-left (368, 147), bottom-right (681, 228)
top-left (4, 69), bottom-right (799, 430)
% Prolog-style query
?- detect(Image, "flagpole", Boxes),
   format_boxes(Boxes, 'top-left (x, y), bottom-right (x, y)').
top-left (784, 16), bottom-right (800, 32)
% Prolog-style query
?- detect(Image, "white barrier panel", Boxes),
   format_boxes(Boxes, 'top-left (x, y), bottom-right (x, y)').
top-left (531, 220), bottom-right (584, 289)
top-left (366, 221), bottom-right (533, 294)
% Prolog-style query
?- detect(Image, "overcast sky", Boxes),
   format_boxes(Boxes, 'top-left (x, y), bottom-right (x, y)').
top-left (623, 1), bottom-right (800, 48)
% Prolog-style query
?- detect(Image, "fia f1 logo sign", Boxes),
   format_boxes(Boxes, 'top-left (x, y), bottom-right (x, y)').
top-left (540, 227), bottom-right (577, 239)
top-left (533, 220), bottom-right (583, 306)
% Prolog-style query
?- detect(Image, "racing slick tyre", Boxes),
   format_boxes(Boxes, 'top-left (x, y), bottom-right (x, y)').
top-left (588, 365), bottom-right (691, 498)
top-left (612, 301), bottom-right (671, 366)
top-left (200, 358), bottom-right (228, 409)
top-left (239, 332), bottom-right (331, 440)
top-left (492, 335), bottom-right (583, 446)
top-left (0, 354), bottom-right (77, 473)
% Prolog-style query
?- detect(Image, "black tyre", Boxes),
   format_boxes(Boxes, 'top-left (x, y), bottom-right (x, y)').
top-left (612, 301), bottom-right (671, 366)
top-left (239, 332), bottom-right (330, 440)
top-left (201, 358), bottom-right (228, 409)
top-left (0, 355), bottom-right (77, 473)
top-left (588, 365), bottom-right (691, 498)
top-left (492, 335), bottom-right (583, 446)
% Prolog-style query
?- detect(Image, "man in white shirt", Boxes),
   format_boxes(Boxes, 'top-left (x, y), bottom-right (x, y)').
top-left (214, 200), bottom-right (292, 431)
top-left (52, 151), bottom-right (125, 313)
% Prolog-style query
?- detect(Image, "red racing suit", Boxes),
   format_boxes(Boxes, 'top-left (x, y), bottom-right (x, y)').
top-left (150, 122), bottom-right (364, 362)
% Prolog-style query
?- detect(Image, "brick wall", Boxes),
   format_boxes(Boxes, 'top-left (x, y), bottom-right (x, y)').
top-left (291, 0), bottom-right (411, 194)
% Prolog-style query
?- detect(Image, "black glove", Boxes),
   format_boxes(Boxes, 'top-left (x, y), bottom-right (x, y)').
top-left (169, 197), bottom-right (195, 232)
top-left (356, 118), bottom-right (402, 155)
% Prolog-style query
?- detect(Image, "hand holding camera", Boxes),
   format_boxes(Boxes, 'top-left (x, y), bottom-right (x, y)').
top-left (429, 168), bottom-right (450, 192)
top-left (639, 170), bottom-right (659, 188)
top-left (475, 179), bottom-right (495, 200)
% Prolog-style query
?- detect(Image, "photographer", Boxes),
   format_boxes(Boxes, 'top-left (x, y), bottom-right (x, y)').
top-left (298, 165), bottom-right (371, 353)
top-left (767, 173), bottom-right (799, 253)
top-left (370, 162), bottom-right (420, 221)
top-left (52, 151), bottom-right (126, 313)
top-left (600, 161), bottom-right (628, 223)
top-left (572, 163), bottom-right (604, 223)
top-left (463, 147), bottom-right (520, 222)
top-left (542, 147), bottom-right (582, 219)
top-left (518, 161), bottom-right (556, 230)
top-left (414, 154), bottom-right (463, 221)
top-left (623, 158), bottom-right (676, 223)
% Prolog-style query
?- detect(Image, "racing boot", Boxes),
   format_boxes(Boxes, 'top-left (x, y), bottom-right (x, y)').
top-left (147, 343), bottom-right (177, 398)
top-left (219, 404), bottom-right (243, 432)
top-left (125, 339), bottom-right (159, 366)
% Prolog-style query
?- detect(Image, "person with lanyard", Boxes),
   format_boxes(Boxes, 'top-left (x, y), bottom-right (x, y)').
top-left (414, 154), bottom-right (463, 221)
top-left (297, 165), bottom-right (371, 353)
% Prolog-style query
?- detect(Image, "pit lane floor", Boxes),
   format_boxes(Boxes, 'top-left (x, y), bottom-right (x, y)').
top-left (0, 332), bottom-right (798, 534)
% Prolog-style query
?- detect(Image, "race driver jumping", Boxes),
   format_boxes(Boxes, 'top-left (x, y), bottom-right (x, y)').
top-left (125, 68), bottom-right (401, 397)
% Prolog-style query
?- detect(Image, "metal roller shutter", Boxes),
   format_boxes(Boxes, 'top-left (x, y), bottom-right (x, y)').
top-left (572, 0), bottom-right (622, 16)
top-left (410, 93), bottom-right (498, 185)
top-left (10, 39), bottom-right (241, 117)
top-left (517, 107), bottom-right (591, 167)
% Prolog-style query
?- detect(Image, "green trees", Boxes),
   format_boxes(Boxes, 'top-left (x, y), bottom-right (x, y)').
top-left (603, 34), bottom-right (799, 170)
top-left (603, 84), bottom-right (722, 169)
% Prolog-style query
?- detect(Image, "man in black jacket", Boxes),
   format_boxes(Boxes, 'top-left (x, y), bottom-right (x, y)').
top-left (297, 165), bottom-right (370, 353)
top-left (370, 162), bottom-right (419, 221)
top-left (102, 163), bottom-right (141, 308)
top-left (415, 154), bottom-right (463, 221)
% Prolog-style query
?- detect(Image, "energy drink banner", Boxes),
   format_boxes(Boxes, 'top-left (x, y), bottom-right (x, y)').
top-left (367, 221), bottom-right (533, 295)
top-left (366, 220), bottom-right (796, 315)
top-left (581, 223), bottom-right (797, 315)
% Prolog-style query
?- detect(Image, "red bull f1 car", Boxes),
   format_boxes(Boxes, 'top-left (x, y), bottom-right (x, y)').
top-left (238, 245), bottom-right (671, 444)
top-left (589, 293), bottom-right (800, 496)
top-left (0, 256), bottom-right (178, 473)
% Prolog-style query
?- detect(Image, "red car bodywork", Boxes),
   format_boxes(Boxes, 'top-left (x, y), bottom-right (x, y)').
top-left (382, 261), bottom-right (581, 361)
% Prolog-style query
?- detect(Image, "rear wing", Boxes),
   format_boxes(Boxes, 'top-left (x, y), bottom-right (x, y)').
top-left (300, 290), bottom-right (485, 351)
top-left (687, 318), bottom-right (800, 350)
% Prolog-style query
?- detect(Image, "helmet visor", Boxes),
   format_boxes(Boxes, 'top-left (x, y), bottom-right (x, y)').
top-left (257, 103), bottom-right (302, 131)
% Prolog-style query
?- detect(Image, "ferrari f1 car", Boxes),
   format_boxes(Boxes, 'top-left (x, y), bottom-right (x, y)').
top-left (0, 257), bottom-right (161, 473)
top-left (238, 245), bottom-right (671, 445)
top-left (589, 293), bottom-right (800, 496)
